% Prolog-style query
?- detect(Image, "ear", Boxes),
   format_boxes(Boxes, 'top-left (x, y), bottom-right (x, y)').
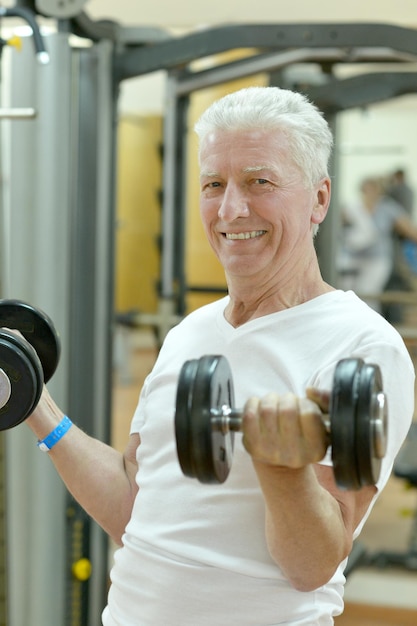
top-left (311, 178), bottom-right (331, 226)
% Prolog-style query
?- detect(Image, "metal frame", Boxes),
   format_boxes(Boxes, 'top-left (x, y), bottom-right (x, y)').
top-left (127, 24), bottom-right (417, 311)
top-left (67, 39), bottom-right (116, 625)
top-left (3, 33), bottom-right (73, 626)
top-left (113, 23), bottom-right (417, 80)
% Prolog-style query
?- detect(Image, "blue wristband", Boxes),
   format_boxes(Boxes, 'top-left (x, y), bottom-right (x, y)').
top-left (37, 415), bottom-right (73, 452)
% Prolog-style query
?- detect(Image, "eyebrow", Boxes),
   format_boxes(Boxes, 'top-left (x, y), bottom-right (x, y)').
top-left (200, 171), bottom-right (219, 178)
top-left (243, 165), bottom-right (277, 174)
top-left (200, 166), bottom-right (277, 178)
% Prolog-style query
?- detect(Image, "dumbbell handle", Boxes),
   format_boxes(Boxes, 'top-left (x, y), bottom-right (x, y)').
top-left (211, 404), bottom-right (332, 436)
top-left (211, 396), bottom-right (387, 461)
top-left (211, 406), bottom-right (243, 433)
top-left (0, 368), bottom-right (11, 410)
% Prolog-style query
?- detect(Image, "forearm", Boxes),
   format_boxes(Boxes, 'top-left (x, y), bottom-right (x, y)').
top-left (26, 389), bottom-right (138, 544)
top-left (48, 427), bottom-right (137, 544)
top-left (395, 215), bottom-right (417, 242)
top-left (253, 461), bottom-right (350, 591)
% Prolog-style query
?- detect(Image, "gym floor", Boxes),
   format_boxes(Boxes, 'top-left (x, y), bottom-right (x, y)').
top-left (111, 329), bottom-right (417, 626)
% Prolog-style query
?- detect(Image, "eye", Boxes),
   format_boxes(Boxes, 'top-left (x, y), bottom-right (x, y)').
top-left (255, 178), bottom-right (269, 185)
top-left (201, 179), bottom-right (222, 190)
top-left (201, 180), bottom-right (223, 195)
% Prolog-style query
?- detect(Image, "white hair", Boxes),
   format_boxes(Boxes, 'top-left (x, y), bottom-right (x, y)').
top-left (194, 86), bottom-right (333, 188)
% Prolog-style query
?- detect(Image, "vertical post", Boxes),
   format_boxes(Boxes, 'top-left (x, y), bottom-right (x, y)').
top-left (2, 32), bottom-right (72, 626)
top-left (0, 434), bottom-right (7, 624)
top-left (160, 74), bottom-right (189, 317)
top-left (67, 39), bottom-right (116, 625)
top-left (315, 113), bottom-right (342, 286)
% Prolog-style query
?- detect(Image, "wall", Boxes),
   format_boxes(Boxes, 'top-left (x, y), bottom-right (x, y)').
top-left (115, 115), bottom-right (162, 314)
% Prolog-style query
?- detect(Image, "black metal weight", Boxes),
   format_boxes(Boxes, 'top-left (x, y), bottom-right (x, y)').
top-left (0, 299), bottom-right (61, 430)
top-left (175, 355), bottom-right (236, 483)
top-left (330, 359), bottom-right (387, 489)
top-left (354, 363), bottom-right (387, 487)
top-left (175, 355), bottom-right (387, 490)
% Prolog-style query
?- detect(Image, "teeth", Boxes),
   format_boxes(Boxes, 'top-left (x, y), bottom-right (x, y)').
top-left (225, 230), bottom-right (265, 240)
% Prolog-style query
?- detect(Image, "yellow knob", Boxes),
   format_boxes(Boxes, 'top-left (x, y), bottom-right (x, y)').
top-left (7, 36), bottom-right (22, 51)
top-left (72, 558), bottom-right (92, 581)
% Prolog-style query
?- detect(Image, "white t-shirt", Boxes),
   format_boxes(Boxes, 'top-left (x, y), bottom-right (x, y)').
top-left (102, 291), bottom-right (414, 625)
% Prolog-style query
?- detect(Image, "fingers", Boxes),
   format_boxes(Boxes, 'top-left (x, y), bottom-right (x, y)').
top-left (242, 393), bottom-right (327, 468)
top-left (306, 387), bottom-right (330, 413)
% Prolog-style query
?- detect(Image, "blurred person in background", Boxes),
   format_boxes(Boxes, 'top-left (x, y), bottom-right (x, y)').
top-left (383, 168), bottom-right (416, 321)
top-left (339, 175), bottom-right (417, 315)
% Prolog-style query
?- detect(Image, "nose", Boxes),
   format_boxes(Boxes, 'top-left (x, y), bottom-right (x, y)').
top-left (217, 183), bottom-right (250, 222)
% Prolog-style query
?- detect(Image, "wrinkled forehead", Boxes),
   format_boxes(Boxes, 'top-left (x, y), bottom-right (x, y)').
top-left (198, 127), bottom-right (301, 180)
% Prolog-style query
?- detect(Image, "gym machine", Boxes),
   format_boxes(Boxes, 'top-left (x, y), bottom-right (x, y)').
top-left (1, 3), bottom-right (417, 625)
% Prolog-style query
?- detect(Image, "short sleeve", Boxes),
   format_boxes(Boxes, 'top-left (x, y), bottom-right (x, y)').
top-left (129, 375), bottom-right (152, 435)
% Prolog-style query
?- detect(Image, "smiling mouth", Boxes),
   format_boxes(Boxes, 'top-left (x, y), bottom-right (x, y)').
top-left (224, 230), bottom-right (266, 240)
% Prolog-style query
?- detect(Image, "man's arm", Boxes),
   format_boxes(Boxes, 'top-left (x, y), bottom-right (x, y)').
top-left (242, 390), bottom-right (376, 591)
top-left (254, 460), bottom-right (375, 591)
top-left (26, 386), bottom-right (139, 545)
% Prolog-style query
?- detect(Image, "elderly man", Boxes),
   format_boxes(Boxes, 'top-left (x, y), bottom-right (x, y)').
top-left (27, 86), bottom-right (414, 625)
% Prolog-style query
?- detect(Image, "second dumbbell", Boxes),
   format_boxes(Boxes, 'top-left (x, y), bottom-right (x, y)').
top-left (0, 299), bottom-right (60, 430)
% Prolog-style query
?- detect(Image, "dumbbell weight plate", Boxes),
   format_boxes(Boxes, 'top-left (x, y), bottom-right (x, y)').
top-left (355, 363), bottom-right (386, 488)
top-left (175, 355), bottom-right (235, 484)
top-left (190, 355), bottom-right (235, 483)
top-left (175, 358), bottom-right (200, 478)
top-left (330, 358), bottom-right (363, 491)
top-left (0, 329), bottom-right (44, 429)
top-left (0, 299), bottom-right (60, 383)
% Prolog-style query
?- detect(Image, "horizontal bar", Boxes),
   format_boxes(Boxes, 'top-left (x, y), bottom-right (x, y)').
top-left (0, 108), bottom-right (36, 119)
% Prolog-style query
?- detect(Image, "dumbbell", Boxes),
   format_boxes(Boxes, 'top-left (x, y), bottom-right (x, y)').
top-left (175, 355), bottom-right (387, 491)
top-left (0, 299), bottom-right (60, 430)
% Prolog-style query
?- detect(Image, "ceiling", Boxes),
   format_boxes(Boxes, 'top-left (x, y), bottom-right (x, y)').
top-left (86, 0), bottom-right (417, 31)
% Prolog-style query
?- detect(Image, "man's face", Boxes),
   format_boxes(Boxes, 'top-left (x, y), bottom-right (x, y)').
top-left (199, 128), bottom-right (329, 285)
